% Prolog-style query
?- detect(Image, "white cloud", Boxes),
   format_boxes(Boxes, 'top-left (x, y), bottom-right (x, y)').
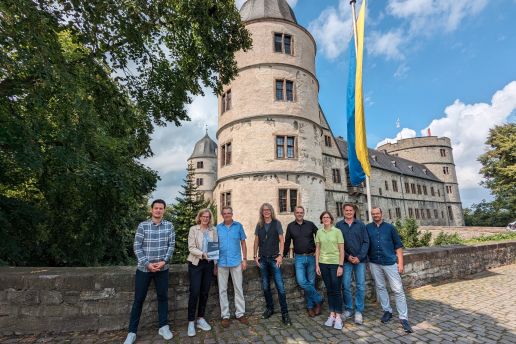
top-left (308, 0), bottom-right (353, 60)
top-left (394, 62), bottom-right (410, 79)
top-left (368, 30), bottom-right (405, 60)
top-left (376, 81), bottom-right (516, 205)
top-left (375, 128), bottom-right (416, 147)
top-left (141, 89), bottom-right (218, 203)
top-left (422, 81), bottom-right (516, 189)
top-left (387, 0), bottom-right (488, 33)
top-left (235, 0), bottom-right (298, 9)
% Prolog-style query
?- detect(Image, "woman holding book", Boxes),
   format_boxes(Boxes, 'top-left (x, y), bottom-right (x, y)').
top-left (186, 208), bottom-right (218, 337)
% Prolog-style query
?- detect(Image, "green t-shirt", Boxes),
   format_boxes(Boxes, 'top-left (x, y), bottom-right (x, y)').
top-left (315, 226), bottom-right (344, 265)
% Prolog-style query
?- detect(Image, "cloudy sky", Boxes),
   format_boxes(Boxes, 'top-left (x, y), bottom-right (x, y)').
top-left (143, 0), bottom-right (516, 208)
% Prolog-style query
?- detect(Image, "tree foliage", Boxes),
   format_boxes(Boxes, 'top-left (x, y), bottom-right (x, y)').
top-left (463, 200), bottom-right (512, 227)
top-left (169, 163), bottom-right (211, 264)
top-left (0, 0), bottom-right (251, 266)
top-left (478, 123), bottom-right (516, 220)
top-left (395, 218), bottom-right (432, 248)
top-left (433, 232), bottom-right (462, 246)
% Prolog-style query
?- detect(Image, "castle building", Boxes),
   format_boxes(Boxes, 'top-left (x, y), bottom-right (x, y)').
top-left (187, 0), bottom-right (464, 247)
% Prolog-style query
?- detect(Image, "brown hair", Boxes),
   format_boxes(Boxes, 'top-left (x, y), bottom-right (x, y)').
top-left (319, 211), bottom-right (334, 224)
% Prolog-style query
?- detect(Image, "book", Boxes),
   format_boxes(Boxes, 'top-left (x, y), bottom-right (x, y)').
top-left (207, 242), bottom-right (219, 261)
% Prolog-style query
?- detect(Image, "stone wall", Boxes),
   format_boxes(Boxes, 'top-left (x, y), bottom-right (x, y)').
top-left (1, 241), bottom-right (515, 335)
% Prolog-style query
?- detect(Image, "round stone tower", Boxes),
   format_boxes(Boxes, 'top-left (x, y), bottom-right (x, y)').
top-left (377, 136), bottom-right (464, 226)
top-left (215, 0), bottom-right (326, 243)
top-left (188, 132), bottom-right (217, 201)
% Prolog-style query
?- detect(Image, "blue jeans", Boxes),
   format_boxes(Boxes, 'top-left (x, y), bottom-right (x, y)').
top-left (319, 263), bottom-right (343, 314)
top-left (369, 263), bottom-right (408, 320)
top-left (128, 269), bottom-right (169, 333)
top-left (294, 255), bottom-right (322, 309)
top-left (258, 257), bottom-right (289, 314)
top-left (343, 262), bottom-right (366, 313)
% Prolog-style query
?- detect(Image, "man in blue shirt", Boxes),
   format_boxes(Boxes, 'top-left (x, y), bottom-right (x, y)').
top-left (335, 203), bottom-right (369, 325)
top-left (124, 199), bottom-right (175, 344)
top-left (216, 206), bottom-right (249, 328)
top-left (366, 207), bottom-right (413, 333)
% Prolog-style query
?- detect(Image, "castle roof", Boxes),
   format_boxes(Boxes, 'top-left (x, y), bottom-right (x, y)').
top-left (240, 0), bottom-right (297, 24)
top-left (189, 133), bottom-right (217, 159)
top-left (334, 137), bottom-right (441, 182)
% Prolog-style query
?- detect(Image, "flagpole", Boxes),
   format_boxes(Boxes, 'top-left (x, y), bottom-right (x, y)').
top-left (350, 0), bottom-right (372, 223)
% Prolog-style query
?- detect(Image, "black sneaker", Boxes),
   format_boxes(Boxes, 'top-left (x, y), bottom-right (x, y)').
top-left (381, 311), bottom-right (392, 323)
top-left (262, 308), bottom-right (274, 319)
top-left (400, 319), bottom-right (413, 333)
top-left (282, 314), bottom-right (292, 326)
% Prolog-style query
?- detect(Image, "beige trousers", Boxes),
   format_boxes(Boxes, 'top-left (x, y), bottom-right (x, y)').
top-left (217, 264), bottom-right (245, 319)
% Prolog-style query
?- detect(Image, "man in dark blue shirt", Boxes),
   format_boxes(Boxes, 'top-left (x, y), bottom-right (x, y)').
top-left (335, 203), bottom-right (369, 325)
top-left (366, 207), bottom-right (413, 333)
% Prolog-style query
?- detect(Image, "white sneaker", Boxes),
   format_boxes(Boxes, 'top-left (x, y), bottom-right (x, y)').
top-left (334, 317), bottom-right (343, 330)
top-left (343, 310), bottom-right (352, 319)
top-left (158, 325), bottom-right (173, 340)
top-left (197, 318), bottom-right (212, 331)
top-left (188, 321), bottom-right (196, 337)
top-left (324, 315), bottom-right (335, 327)
top-left (123, 332), bottom-right (136, 344)
top-left (354, 312), bottom-right (363, 325)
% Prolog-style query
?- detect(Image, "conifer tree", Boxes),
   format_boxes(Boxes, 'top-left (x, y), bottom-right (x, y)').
top-left (170, 162), bottom-right (211, 263)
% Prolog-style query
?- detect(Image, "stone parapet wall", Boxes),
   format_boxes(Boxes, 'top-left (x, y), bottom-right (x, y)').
top-left (1, 241), bottom-right (514, 335)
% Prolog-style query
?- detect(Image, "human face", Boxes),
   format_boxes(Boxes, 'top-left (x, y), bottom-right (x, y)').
top-left (371, 208), bottom-right (383, 223)
top-left (200, 212), bottom-right (211, 226)
top-left (262, 206), bottom-right (272, 219)
top-left (294, 207), bottom-right (304, 222)
top-left (151, 203), bottom-right (165, 221)
top-left (344, 205), bottom-right (355, 221)
top-left (321, 214), bottom-right (332, 227)
top-left (222, 209), bottom-right (233, 223)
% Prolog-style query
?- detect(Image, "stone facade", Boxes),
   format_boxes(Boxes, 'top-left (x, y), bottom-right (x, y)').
top-left (189, 0), bottom-right (464, 244)
top-left (1, 241), bottom-right (514, 335)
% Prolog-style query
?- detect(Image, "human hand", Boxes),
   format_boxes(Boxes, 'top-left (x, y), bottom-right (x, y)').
top-left (337, 266), bottom-right (343, 277)
top-left (275, 255), bottom-right (283, 268)
top-left (254, 256), bottom-right (260, 268)
top-left (241, 259), bottom-right (247, 271)
top-left (316, 264), bottom-right (321, 276)
top-left (398, 264), bottom-right (404, 274)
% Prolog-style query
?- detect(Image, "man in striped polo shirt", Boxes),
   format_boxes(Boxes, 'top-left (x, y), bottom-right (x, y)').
top-left (124, 199), bottom-right (176, 344)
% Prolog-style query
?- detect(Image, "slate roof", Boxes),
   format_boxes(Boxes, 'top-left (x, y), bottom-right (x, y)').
top-left (240, 0), bottom-right (297, 24)
top-left (189, 133), bottom-right (217, 159)
top-left (334, 137), bottom-right (441, 182)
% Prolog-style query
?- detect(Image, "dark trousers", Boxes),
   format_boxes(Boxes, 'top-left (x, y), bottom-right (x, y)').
top-left (188, 260), bottom-right (214, 321)
top-left (319, 263), bottom-right (343, 314)
top-left (258, 257), bottom-right (289, 315)
top-left (128, 269), bottom-right (169, 333)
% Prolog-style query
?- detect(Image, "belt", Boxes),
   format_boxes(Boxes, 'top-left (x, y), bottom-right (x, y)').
top-left (296, 252), bottom-right (315, 256)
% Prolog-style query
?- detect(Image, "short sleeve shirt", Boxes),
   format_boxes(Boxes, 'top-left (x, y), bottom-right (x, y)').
top-left (315, 226), bottom-right (344, 265)
top-left (217, 221), bottom-right (247, 268)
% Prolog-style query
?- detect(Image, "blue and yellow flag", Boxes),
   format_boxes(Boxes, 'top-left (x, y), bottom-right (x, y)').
top-left (346, 0), bottom-right (370, 186)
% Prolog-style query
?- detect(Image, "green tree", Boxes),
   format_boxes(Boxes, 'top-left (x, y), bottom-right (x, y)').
top-left (0, 0), bottom-right (251, 266)
top-left (395, 218), bottom-right (432, 248)
top-left (478, 123), bottom-right (516, 221)
top-left (169, 163), bottom-right (211, 264)
top-left (433, 231), bottom-right (462, 246)
top-left (463, 200), bottom-right (512, 227)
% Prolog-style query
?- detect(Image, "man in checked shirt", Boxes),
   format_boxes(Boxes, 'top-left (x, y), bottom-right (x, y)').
top-left (124, 199), bottom-right (176, 344)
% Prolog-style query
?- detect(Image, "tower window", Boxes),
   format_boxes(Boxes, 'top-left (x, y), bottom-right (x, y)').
top-left (423, 185), bottom-right (427, 195)
top-left (332, 168), bottom-right (341, 184)
top-left (385, 180), bottom-right (389, 191)
top-left (431, 186), bottom-right (435, 196)
top-left (417, 184), bottom-right (422, 195)
top-left (411, 183), bottom-right (416, 194)
top-left (395, 207), bottom-right (401, 218)
top-left (220, 191), bottom-right (231, 207)
top-left (276, 135), bottom-right (296, 159)
top-left (443, 166), bottom-right (449, 175)
top-left (378, 187), bottom-right (382, 196)
top-left (279, 189), bottom-right (298, 213)
top-left (221, 89), bottom-right (231, 113)
top-left (392, 180), bottom-right (398, 192)
top-left (405, 182), bottom-right (410, 194)
top-left (221, 142), bottom-right (232, 167)
top-left (336, 202), bottom-right (343, 217)
top-left (196, 178), bottom-right (203, 186)
top-left (388, 209), bottom-right (392, 219)
top-left (275, 79), bottom-right (295, 101)
top-left (197, 161), bottom-right (204, 169)
top-left (446, 185), bottom-right (452, 194)
top-left (440, 148), bottom-right (446, 157)
top-left (447, 206), bottom-right (454, 220)
top-left (324, 135), bottom-right (332, 147)
top-left (274, 33), bottom-right (293, 55)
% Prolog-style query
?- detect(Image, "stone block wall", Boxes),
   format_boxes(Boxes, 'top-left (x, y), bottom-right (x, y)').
top-left (1, 241), bottom-right (514, 335)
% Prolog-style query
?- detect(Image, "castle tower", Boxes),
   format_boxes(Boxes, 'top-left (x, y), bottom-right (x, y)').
top-left (215, 0), bottom-right (326, 244)
top-left (377, 137), bottom-right (464, 226)
top-left (188, 132), bottom-right (217, 201)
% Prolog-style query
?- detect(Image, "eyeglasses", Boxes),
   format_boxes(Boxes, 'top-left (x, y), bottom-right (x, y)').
top-left (321, 216), bottom-right (332, 219)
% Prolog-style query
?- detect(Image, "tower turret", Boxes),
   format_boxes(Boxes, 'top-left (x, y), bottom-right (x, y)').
top-left (188, 131), bottom-right (217, 201)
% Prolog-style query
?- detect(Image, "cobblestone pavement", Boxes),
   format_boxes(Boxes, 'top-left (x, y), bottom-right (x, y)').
top-left (2, 264), bottom-right (515, 344)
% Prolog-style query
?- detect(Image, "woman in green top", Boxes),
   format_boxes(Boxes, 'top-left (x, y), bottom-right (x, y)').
top-left (315, 211), bottom-right (345, 330)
